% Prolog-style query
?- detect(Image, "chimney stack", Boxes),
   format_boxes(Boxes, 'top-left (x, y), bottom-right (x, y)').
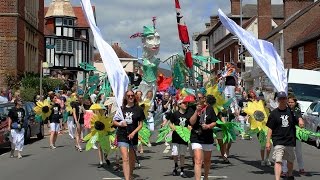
top-left (283, 0), bottom-right (314, 20)
top-left (230, 0), bottom-right (241, 16)
top-left (210, 16), bottom-right (219, 26)
top-left (258, 0), bottom-right (272, 38)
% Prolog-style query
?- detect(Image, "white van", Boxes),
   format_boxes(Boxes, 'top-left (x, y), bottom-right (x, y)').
top-left (287, 69), bottom-right (320, 114)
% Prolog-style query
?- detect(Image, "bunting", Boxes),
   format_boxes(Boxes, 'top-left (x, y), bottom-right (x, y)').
top-left (175, 0), bottom-right (193, 68)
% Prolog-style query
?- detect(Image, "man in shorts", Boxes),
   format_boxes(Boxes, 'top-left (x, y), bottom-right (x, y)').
top-left (266, 91), bottom-right (304, 180)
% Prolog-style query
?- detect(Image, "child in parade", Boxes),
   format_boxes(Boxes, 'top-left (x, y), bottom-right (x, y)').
top-left (49, 95), bottom-right (62, 149)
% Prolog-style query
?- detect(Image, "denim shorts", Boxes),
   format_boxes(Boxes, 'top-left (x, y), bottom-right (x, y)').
top-left (117, 142), bottom-right (137, 149)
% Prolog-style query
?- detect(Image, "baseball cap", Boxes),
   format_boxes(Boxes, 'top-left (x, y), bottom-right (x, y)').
top-left (277, 91), bottom-right (287, 98)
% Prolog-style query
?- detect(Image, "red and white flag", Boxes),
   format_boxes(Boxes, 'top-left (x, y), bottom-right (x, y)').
top-left (175, 0), bottom-right (193, 68)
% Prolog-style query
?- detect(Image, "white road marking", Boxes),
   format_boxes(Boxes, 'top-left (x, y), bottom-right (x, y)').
top-left (162, 146), bottom-right (170, 153)
top-left (202, 175), bottom-right (228, 179)
top-left (102, 177), bottom-right (122, 180)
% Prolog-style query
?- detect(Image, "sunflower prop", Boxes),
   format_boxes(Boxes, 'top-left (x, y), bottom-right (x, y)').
top-left (156, 123), bottom-right (171, 143)
top-left (65, 96), bottom-right (77, 114)
top-left (83, 113), bottom-right (114, 151)
top-left (243, 100), bottom-right (269, 131)
top-left (33, 99), bottom-right (52, 121)
top-left (206, 84), bottom-right (227, 114)
top-left (138, 121), bottom-right (151, 146)
top-left (175, 125), bottom-right (191, 143)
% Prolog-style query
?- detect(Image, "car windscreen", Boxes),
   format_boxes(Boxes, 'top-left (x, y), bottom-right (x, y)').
top-left (288, 83), bottom-right (320, 102)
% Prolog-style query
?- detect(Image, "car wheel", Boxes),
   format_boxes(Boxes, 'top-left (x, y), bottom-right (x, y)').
top-left (37, 124), bottom-right (44, 140)
top-left (24, 126), bottom-right (31, 144)
top-left (316, 129), bottom-right (320, 149)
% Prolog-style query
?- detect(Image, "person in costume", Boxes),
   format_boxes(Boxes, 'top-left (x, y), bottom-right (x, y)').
top-left (169, 96), bottom-right (194, 178)
top-left (190, 95), bottom-right (218, 180)
top-left (281, 94), bottom-right (305, 176)
top-left (136, 25), bottom-right (160, 99)
top-left (73, 95), bottom-right (85, 152)
top-left (48, 95), bottom-right (62, 149)
top-left (266, 91), bottom-right (304, 180)
top-left (8, 98), bottom-right (25, 158)
top-left (113, 90), bottom-right (145, 180)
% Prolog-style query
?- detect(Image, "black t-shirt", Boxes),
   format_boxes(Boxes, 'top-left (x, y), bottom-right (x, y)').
top-left (116, 105), bottom-right (145, 145)
top-left (266, 107), bottom-right (298, 147)
top-left (8, 107), bottom-right (25, 129)
top-left (225, 76), bottom-right (236, 86)
top-left (190, 106), bottom-right (217, 144)
top-left (72, 102), bottom-right (84, 124)
top-left (170, 108), bottom-right (194, 145)
top-left (238, 98), bottom-right (249, 116)
top-left (49, 103), bottom-right (61, 123)
top-left (162, 100), bottom-right (169, 112)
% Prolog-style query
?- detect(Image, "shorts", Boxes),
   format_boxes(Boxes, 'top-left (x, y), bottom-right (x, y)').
top-left (117, 142), bottom-right (137, 149)
top-left (50, 123), bottom-right (60, 132)
top-left (171, 143), bottom-right (187, 156)
top-left (272, 145), bottom-right (295, 163)
top-left (191, 143), bottom-right (214, 152)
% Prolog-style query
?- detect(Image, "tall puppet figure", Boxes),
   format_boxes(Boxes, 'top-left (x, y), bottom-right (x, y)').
top-left (130, 20), bottom-right (160, 100)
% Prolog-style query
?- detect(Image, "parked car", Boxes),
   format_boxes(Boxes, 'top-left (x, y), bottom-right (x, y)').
top-left (303, 100), bottom-right (320, 149)
top-left (0, 102), bottom-right (44, 148)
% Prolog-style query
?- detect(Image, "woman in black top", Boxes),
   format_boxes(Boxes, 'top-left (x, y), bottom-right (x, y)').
top-left (72, 95), bottom-right (85, 152)
top-left (189, 95), bottom-right (217, 180)
top-left (8, 98), bottom-right (25, 158)
top-left (113, 90), bottom-right (145, 180)
top-left (49, 95), bottom-right (62, 149)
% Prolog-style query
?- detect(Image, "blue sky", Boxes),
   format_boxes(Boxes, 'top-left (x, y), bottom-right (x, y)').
top-left (45, 0), bottom-right (283, 68)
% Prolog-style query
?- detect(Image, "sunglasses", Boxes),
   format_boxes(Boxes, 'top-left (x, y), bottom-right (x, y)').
top-left (127, 95), bottom-right (135, 98)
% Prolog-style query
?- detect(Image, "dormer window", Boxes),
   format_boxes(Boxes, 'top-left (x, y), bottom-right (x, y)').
top-left (55, 17), bottom-right (74, 37)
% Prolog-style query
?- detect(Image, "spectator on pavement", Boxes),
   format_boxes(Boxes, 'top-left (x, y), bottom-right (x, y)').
top-left (0, 88), bottom-right (8, 103)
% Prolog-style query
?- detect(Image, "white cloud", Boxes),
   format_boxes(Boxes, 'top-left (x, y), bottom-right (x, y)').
top-left (44, 0), bottom-right (284, 67)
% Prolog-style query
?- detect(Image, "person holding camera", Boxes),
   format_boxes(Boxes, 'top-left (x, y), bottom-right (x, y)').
top-left (7, 98), bottom-right (25, 159)
top-left (189, 95), bottom-right (218, 180)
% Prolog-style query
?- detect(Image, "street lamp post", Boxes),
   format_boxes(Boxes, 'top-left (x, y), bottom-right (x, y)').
top-left (239, 0), bottom-right (244, 87)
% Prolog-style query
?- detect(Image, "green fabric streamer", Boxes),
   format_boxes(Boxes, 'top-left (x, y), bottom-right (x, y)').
top-left (175, 125), bottom-right (191, 143)
top-left (296, 126), bottom-right (320, 141)
top-left (216, 120), bottom-right (244, 144)
top-left (138, 122), bottom-right (151, 145)
top-left (156, 124), bottom-right (171, 143)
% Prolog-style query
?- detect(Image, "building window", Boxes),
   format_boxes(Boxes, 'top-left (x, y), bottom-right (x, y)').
top-left (55, 39), bottom-right (62, 52)
top-left (298, 46), bottom-right (304, 64)
top-left (56, 18), bottom-right (62, 26)
top-left (62, 40), bottom-right (67, 53)
top-left (68, 40), bottom-right (73, 54)
top-left (317, 39), bottom-right (320, 59)
top-left (205, 39), bottom-right (209, 50)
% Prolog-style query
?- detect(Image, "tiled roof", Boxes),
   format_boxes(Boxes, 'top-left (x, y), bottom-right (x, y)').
top-left (265, 1), bottom-right (320, 39)
top-left (288, 16), bottom-right (320, 49)
top-left (94, 43), bottom-right (135, 62)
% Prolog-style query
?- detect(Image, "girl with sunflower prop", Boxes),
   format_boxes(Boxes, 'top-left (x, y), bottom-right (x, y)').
top-left (243, 90), bottom-right (271, 166)
top-left (84, 103), bottom-right (114, 168)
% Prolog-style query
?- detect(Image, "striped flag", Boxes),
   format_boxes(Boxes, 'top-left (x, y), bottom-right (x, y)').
top-left (175, 0), bottom-right (193, 68)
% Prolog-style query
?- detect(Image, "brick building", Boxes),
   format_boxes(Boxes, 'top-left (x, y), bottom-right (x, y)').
top-left (0, 0), bottom-right (44, 88)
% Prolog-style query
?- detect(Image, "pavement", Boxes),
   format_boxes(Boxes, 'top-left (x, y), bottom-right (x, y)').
top-left (0, 130), bottom-right (319, 180)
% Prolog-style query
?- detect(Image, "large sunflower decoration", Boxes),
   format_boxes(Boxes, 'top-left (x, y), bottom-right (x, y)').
top-left (84, 110), bottom-right (114, 152)
top-left (243, 100), bottom-right (269, 131)
top-left (65, 95), bottom-right (77, 114)
top-left (33, 99), bottom-right (52, 121)
top-left (206, 84), bottom-right (227, 114)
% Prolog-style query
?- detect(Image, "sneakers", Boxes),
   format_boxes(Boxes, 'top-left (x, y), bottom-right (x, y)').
top-left (261, 160), bottom-right (266, 166)
top-left (97, 163), bottom-right (104, 168)
top-left (17, 152), bottom-right (22, 159)
top-left (180, 172), bottom-right (187, 178)
top-left (172, 169), bottom-right (178, 176)
top-left (50, 145), bottom-right (57, 149)
top-left (265, 159), bottom-right (272, 166)
top-left (147, 142), bottom-right (152, 147)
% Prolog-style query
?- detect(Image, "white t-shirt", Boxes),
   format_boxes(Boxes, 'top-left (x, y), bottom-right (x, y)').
top-left (90, 94), bottom-right (97, 103)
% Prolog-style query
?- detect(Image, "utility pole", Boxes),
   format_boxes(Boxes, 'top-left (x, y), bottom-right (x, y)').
top-left (240, 0), bottom-right (244, 87)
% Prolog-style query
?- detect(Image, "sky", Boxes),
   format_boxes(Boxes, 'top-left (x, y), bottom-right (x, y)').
top-left (44, 0), bottom-right (283, 68)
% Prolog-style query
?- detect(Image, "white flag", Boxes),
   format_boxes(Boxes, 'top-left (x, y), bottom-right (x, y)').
top-left (81, 0), bottom-right (129, 120)
top-left (218, 9), bottom-right (287, 93)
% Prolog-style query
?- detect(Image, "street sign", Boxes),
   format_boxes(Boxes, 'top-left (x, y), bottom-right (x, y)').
top-left (245, 57), bottom-right (253, 67)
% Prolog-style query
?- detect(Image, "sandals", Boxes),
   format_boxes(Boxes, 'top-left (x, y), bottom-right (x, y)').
top-left (75, 145), bottom-right (82, 152)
